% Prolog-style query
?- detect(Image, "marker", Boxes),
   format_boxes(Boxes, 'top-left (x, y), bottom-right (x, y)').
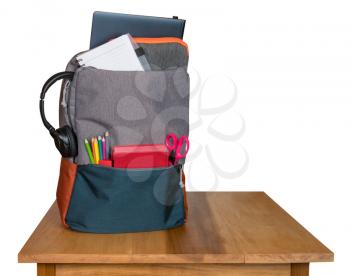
top-left (98, 136), bottom-right (103, 161)
top-left (84, 139), bottom-right (94, 164)
top-left (105, 131), bottom-right (111, 159)
top-left (93, 137), bottom-right (100, 164)
top-left (102, 137), bottom-right (106, 160)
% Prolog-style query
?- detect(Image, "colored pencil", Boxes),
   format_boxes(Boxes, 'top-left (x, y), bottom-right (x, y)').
top-left (84, 139), bottom-right (94, 164)
top-left (98, 136), bottom-right (103, 161)
top-left (102, 137), bottom-right (106, 160)
top-left (105, 131), bottom-right (110, 159)
top-left (91, 137), bottom-right (96, 163)
top-left (93, 137), bottom-right (100, 164)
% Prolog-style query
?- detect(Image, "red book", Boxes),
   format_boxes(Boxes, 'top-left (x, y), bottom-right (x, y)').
top-left (112, 144), bottom-right (169, 169)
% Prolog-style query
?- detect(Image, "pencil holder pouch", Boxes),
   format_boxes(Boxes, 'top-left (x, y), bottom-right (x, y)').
top-left (55, 37), bottom-right (189, 234)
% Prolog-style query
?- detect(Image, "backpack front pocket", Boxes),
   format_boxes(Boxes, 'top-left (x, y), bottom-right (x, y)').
top-left (69, 67), bottom-right (189, 165)
top-left (65, 165), bottom-right (185, 233)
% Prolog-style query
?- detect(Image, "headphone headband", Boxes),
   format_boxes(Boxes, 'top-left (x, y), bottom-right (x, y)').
top-left (39, 71), bottom-right (74, 134)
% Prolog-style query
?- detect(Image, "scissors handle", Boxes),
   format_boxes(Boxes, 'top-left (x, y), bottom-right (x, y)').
top-left (165, 133), bottom-right (178, 151)
top-left (174, 136), bottom-right (190, 161)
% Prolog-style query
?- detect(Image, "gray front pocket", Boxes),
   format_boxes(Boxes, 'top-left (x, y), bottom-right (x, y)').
top-left (69, 67), bottom-right (189, 164)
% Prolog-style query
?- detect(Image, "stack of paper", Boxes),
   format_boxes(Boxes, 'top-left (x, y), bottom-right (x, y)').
top-left (77, 34), bottom-right (147, 71)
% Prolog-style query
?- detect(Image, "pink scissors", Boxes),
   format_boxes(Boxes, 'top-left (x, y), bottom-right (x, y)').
top-left (165, 133), bottom-right (190, 164)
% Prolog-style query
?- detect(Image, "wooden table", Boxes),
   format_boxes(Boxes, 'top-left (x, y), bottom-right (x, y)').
top-left (18, 192), bottom-right (333, 276)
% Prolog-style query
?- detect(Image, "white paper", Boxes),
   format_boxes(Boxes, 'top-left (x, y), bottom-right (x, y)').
top-left (76, 34), bottom-right (145, 71)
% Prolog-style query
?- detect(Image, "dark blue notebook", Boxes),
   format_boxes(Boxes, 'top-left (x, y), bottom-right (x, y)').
top-left (90, 11), bottom-right (186, 49)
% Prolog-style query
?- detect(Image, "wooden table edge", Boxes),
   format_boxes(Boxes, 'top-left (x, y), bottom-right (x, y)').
top-left (36, 263), bottom-right (312, 276)
top-left (18, 252), bottom-right (334, 264)
top-left (18, 253), bottom-right (245, 264)
top-left (244, 252), bottom-right (334, 263)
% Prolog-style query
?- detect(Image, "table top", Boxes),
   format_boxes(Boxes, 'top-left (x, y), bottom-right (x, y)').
top-left (18, 192), bottom-right (333, 264)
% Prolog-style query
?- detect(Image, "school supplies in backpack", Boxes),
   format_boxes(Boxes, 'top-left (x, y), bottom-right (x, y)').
top-left (40, 35), bottom-right (189, 234)
top-left (112, 144), bottom-right (169, 168)
top-left (77, 34), bottom-right (151, 71)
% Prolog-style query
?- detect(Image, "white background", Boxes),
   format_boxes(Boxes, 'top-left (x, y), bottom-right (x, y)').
top-left (0, 0), bottom-right (348, 275)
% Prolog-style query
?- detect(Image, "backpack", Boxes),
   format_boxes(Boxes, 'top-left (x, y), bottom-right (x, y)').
top-left (40, 37), bottom-right (189, 234)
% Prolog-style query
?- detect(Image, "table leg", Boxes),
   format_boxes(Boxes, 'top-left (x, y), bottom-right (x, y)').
top-left (37, 264), bottom-right (56, 276)
top-left (291, 263), bottom-right (309, 276)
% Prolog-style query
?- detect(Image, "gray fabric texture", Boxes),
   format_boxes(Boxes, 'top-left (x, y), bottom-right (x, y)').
top-left (59, 52), bottom-right (82, 127)
top-left (138, 42), bottom-right (188, 70)
top-left (59, 43), bottom-right (188, 127)
top-left (69, 67), bottom-right (189, 164)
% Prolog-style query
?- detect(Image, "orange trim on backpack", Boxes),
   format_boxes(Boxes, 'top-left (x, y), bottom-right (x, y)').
top-left (56, 158), bottom-right (77, 228)
top-left (133, 37), bottom-right (188, 53)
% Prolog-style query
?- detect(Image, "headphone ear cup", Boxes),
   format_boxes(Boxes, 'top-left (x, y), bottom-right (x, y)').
top-left (53, 126), bottom-right (78, 158)
top-left (65, 126), bottom-right (78, 157)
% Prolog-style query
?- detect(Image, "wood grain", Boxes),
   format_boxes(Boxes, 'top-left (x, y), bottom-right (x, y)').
top-left (55, 264), bottom-right (290, 276)
top-left (18, 192), bottom-right (333, 264)
top-left (37, 264), bottom-right (55, 276)
top-left (291, 263), bottom-right (309, 276)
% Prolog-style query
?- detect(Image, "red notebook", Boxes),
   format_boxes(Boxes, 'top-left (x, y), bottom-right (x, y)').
top-left (112, 144), bottom-right (169, 169)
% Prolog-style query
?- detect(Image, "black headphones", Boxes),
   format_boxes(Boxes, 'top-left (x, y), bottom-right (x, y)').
top-left (40, 71), bottom-right (78, 158)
